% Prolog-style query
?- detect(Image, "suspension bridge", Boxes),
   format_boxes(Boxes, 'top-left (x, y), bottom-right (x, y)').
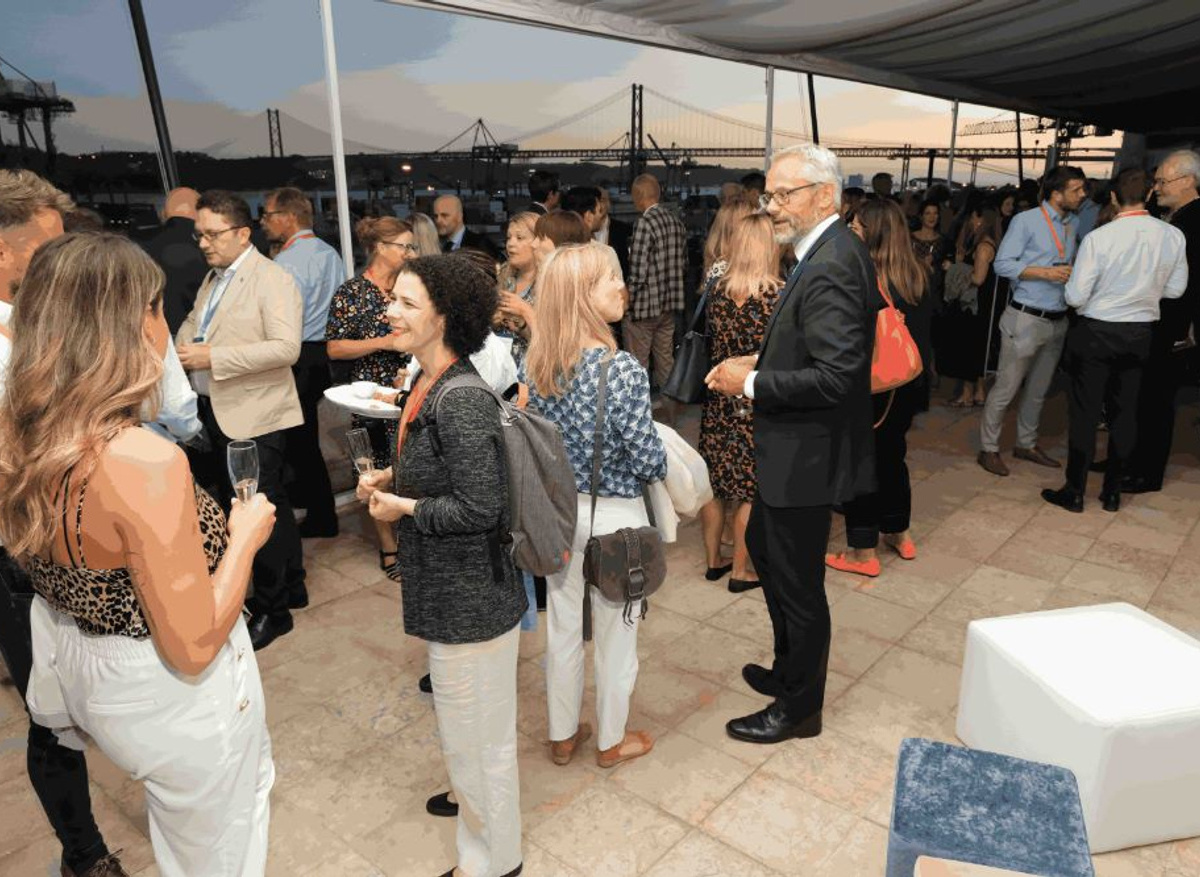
top-left (393, 84), bottom-right (1117, 188)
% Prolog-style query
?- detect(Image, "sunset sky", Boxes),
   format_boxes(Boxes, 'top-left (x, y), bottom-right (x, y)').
top-left (4, 0), bottom-right (1122, 184)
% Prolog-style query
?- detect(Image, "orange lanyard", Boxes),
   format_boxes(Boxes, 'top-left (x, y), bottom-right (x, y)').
top-left (1039, 206), bottom-right (1069, 262)
top-left (1115, 210), bottom-right (1150, 220)
top-left (279, 232), bottom-right (317, 253)
top-left (395, 359), bottom-right (458, 457)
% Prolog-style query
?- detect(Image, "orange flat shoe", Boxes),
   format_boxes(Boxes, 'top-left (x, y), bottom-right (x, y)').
top-left (886, 539), bottom-right (917, 560)
top-left (825, 553), bottom-right (881, 578)
top-left (550, 723), bottom-right (593, 766)
top-left (596, 730), bottom-right (654, 769)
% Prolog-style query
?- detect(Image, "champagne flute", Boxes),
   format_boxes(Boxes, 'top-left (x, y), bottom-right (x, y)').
top-left (227, 440), bottom-right (259, 502)
top-left (346, 428), bottom-right (375, 477)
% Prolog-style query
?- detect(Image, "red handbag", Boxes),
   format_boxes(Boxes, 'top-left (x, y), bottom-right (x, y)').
top-left (871, 279), bottom-right (922, 427)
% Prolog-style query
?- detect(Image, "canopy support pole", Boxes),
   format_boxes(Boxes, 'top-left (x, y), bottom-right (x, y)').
top-left (764, 66), bottom-right (774, 170)
top-left (946, 99), bottom-right (960, 187)
top-left (128, 0), bottom-right (178, 194)
top-left (318, 0), bottom-right (354, 280)
top-left (1015, 112), bottom-right (1024, 185)
top-left (806, 73), bottom-right (820, 145)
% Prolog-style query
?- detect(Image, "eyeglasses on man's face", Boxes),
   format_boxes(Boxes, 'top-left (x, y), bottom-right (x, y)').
top-left (1153, 174), bottom-right (1190, 188)
top-left (192, 226), bottom-right (246, 244)
top-left (759, 182), bottom-right (819, 210)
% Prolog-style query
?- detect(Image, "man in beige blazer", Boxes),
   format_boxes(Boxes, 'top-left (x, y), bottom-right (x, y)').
top-left (178, 190), bottom-right (306, 651)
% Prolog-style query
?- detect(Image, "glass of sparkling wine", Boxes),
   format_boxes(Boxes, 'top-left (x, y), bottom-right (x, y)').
top-left (346, 428), bottom-right (375, 476)
top-left (227, 440), bottom-right (259, 502)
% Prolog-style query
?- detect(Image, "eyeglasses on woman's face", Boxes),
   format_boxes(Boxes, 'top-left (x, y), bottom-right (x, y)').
top-left (380, 240), bottom-right (420, 253)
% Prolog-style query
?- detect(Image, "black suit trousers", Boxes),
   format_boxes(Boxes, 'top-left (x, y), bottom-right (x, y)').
top-left (285, 341), bottom-right (336, 528)
top-left (745, 498), bottom-right (832, 718)
top-left (1064, 318), bottom-right (1153, 496)
top-left (0, 549), bottom-right (109, 873)
top-left (1128, 321), bottom-right (1182, 489)
top-left (189, 398), bottom-right (306, 618)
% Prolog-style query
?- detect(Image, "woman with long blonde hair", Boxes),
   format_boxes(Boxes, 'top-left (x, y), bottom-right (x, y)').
top-left (523, 242), bottom-right (667, 770)
top-left (702, 199), bottom-right (755, 277)
top-left (697, 213), bottom-right (783, 592)
top-left (0, 233), bottom-right (278, 876)
top-left (410, 210), bottom-right (441, 256)
top-left (495, 211), bottom-right (540, 364)
top-left (828, 198), bottom-right (933, 578)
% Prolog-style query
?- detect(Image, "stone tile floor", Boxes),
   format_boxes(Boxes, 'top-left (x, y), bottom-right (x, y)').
top-left (2, 391), bottom-right (1200, 876)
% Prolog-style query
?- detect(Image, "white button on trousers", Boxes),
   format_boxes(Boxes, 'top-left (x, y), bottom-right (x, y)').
top-left (29, 599), bottom-right (274, 877)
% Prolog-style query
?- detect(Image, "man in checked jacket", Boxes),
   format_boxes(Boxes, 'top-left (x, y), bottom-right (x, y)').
top-left (624, 173), bottom-right (687, 394)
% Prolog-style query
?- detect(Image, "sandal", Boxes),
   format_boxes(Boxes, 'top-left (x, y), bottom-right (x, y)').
top-left (379, 550), bottom-right (401, 583)
top-left (550, 723), bottom-right (593, 766)
top-left (947, 397), bottom-right (974, 409)
top-left (596, 730), bottom-right (654, 769)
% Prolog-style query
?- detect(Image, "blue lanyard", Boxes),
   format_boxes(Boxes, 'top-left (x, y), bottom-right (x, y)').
top-left (193, 269), bottom-right (236, 342)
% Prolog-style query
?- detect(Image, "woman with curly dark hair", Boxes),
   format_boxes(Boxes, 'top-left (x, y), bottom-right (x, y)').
top-left (356, 254), bottom-right (526, 877)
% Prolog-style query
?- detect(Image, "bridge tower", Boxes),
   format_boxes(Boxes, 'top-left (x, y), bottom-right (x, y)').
top-left (267, 108), bottom-right (284, 158)
top-left (628, 84), bottom-right (644, 188)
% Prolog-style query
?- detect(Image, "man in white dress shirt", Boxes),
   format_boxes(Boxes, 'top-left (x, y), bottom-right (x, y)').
top-left (1042, 168), bottom-right (1188, 514)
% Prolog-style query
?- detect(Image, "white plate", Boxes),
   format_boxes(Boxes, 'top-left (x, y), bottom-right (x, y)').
top-left (323, 384), bottom-right (403, 420)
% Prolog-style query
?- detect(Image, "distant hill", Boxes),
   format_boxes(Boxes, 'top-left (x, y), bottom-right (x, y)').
top-left (50, 95), bottom-right (391, 157)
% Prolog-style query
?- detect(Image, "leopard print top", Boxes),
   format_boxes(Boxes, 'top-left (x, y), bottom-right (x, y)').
top-left (28, 482), bottom-right (228, 639)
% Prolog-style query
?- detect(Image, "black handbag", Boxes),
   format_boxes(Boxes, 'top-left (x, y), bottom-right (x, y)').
top-left (581, 354), bottom-right (665, 641)
top-left (661, 276), bottom-right (715, 404)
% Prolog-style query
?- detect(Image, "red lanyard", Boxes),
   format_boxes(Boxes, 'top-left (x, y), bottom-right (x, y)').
top-left (396, 359), bottom-right (458, 457)
top-left (279, 232), bottom-right (317, 253)
top-left (1115, 210), bottom-right (1150, 220)
top-left (1039, 206), bottom-right (1069, 262)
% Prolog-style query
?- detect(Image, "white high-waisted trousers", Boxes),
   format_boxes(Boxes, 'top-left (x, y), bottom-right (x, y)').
top-left (428, 623), bottom-right (523, 877)
top-left (27, 597), bottom-right (274, 877)
top-left (546, 494), bottom-right (647, 752)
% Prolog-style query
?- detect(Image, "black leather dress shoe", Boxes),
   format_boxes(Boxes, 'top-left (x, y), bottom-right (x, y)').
top-left (1120, 475), bottom-right (1162, 495)
top-left (1099, 491), bottom-right (1121, 513)
top-left (728, 578), bottom-right (761, 594)
top-left (426, 791), bottom-right (458, 818)
top-left (1041, 487), bottom-right (1083, 513)
top-left (248, 612), bottom-right (293, 651)
top-left (741, 663), bottom-right (781, 698)
top-left (287, 588), bottom-right (309, 610)
top-left (419, 673), bottom-right (433, 694)
top-left (726, 702), bottom-right (822, 744)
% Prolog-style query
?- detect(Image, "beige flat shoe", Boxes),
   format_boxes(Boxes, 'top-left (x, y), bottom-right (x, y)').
top-left (596, 730), bottom-right (654, 769)
top-left (550, 723), bottom-right (593, 766)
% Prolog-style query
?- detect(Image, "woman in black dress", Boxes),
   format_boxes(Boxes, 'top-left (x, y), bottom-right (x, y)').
top-left (940, 205), bottom-right (1001, 407)
top-left (697, 213), bottom-right (781, 593)
top-left (326, 215), bottom-right (414, 578)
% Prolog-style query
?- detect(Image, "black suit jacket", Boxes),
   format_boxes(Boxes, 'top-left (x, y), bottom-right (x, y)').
top-left (453, 227), bottom-right (501, 260)
top-left (607, 217), bottom-right (633, 281)
top-left (753, 218), bottom-right (879, 509)
top-left (140, 216), bottom-right (209, 336)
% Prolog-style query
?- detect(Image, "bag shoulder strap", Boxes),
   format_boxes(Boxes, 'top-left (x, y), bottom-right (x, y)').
top-left (588, 352), bottom-right (614, 537)
top-left (876, 278), bottom-right (896, 310)
top-left (685, 274), bottom-right (717, 333)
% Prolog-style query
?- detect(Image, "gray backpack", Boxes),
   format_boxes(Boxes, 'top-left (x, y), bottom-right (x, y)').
top-left (427, 374), bottom-right (578, 577)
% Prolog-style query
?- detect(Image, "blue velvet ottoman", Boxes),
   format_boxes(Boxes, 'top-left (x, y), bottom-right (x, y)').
top-left (887, 738), bottom-right (1094, 877)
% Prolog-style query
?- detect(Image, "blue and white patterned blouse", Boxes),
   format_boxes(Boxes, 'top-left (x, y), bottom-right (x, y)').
top-left (525, 348), bottom-right (667, 498)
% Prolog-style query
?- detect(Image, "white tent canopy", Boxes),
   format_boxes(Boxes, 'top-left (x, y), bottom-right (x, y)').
top-left (382, 0), bottom-right (1200, 137)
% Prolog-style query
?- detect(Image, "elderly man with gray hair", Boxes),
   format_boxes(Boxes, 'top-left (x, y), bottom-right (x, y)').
top-left (705, 144), bottom-right (878, 746)
top-left (1123, 149), bottom-right (1200, 494)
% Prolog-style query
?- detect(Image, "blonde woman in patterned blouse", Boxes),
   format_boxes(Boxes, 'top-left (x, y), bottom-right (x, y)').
top-left (0, 234), bottom-right (278, 876)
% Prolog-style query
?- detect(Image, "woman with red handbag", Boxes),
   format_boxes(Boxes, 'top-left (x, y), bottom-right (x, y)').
top-left (827, 199), bottom-right (933, 578)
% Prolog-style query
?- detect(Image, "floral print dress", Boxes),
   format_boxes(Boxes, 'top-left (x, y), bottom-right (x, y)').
top-left (698, 277), bottom-right (780, 503)
top-left (325, 275), bottom-right (409, 469)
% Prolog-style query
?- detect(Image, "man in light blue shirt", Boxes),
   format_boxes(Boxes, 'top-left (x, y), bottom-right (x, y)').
top-left (261, 187), bottom-right (344, 537)
top-left (978, 165), bottom-right (1088, 477)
